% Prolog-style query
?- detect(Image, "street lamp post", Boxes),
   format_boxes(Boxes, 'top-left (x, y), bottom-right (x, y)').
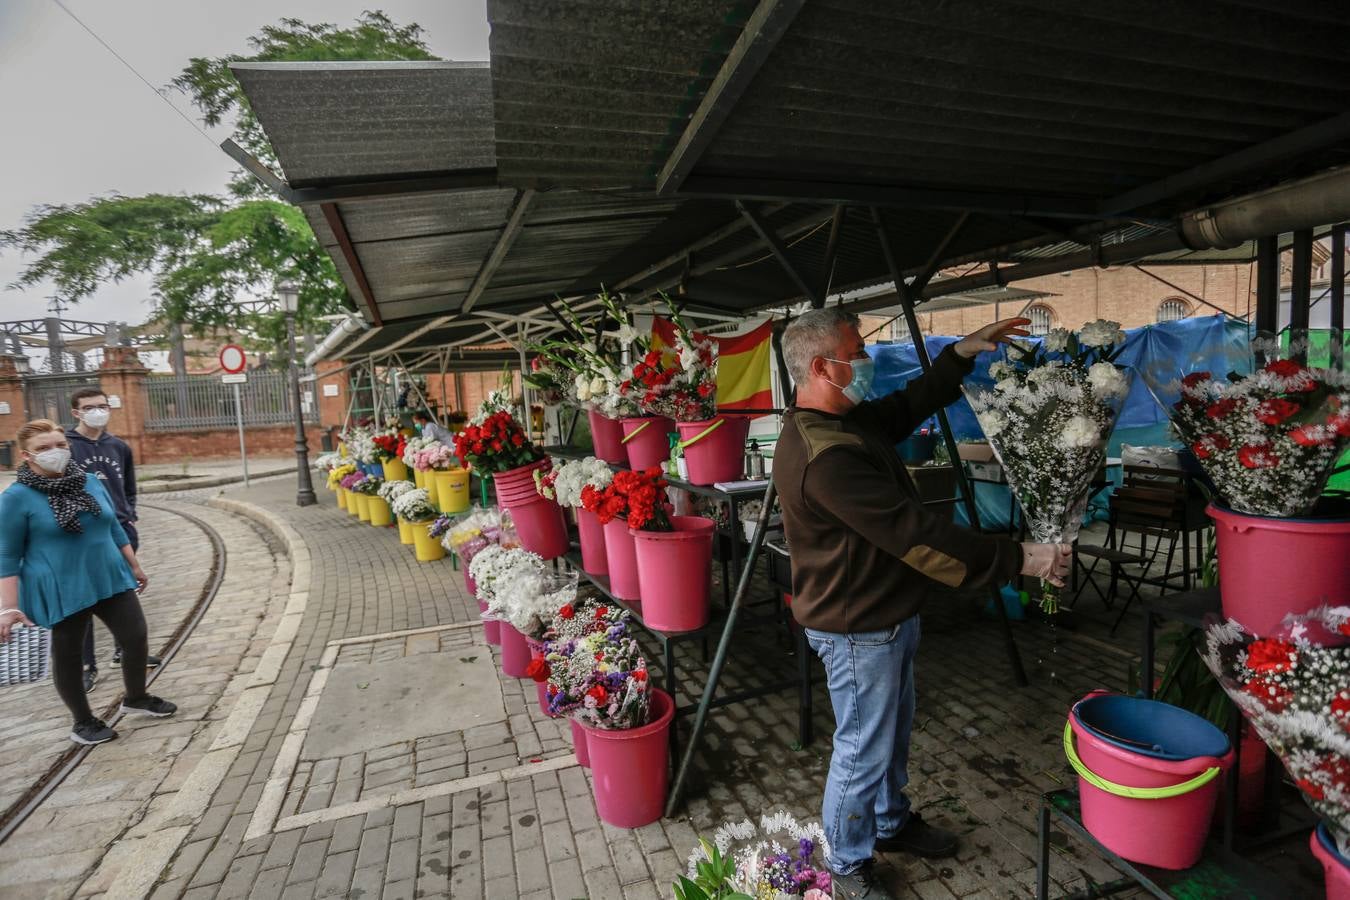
top-left (279, 281), bottom-right (317, 506)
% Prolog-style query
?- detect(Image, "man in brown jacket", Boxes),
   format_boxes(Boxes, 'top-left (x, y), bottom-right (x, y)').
top-left (776, 308), bottom-right (1071, 899)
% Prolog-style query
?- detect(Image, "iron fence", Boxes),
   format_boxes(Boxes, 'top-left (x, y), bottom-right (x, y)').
top-left (23, 373), bottom-right (101, 427)
top-left (144, 371), bottom-right (317, 431)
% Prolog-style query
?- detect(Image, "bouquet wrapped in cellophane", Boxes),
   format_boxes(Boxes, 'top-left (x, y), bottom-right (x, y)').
top-left (963, 320), bottom-right (1131, 613)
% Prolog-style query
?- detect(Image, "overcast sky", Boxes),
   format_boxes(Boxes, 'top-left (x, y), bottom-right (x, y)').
top-left (0, 0), bottom-right (490, 329)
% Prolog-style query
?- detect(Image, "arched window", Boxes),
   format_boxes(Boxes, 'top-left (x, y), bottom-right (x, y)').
top-left (1026, 305), bottom-right (1054, 336)
top-left (1157, 298), bottom-right (1189, 323)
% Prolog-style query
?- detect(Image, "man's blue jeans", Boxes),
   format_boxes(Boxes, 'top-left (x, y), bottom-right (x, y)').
top-left (805, 617), bottom-right (920, 875)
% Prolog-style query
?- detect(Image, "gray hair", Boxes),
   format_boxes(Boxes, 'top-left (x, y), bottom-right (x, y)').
top-left (781, 308), bottom-right (860, 385)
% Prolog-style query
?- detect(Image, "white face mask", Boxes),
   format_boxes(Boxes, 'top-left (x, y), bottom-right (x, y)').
top-left (80, 408), bottom-right (111, 428)
top-left (32, 448), bottom-right (71, 473)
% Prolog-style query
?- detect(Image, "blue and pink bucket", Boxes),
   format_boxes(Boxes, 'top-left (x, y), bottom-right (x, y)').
top-left (1065, 693), bottom-right (1233, 870)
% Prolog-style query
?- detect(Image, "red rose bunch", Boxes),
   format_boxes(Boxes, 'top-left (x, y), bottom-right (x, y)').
top-left (580, 466), bottom-right (673, 531)
top-left (454, 411), bottom-right (543, 474)
top-left (616, 308), bottom-right (719, 422)
top-left (1246, 638), bottom-right (1297, 673)
top-left (372, 433), bottom-right (402, 462)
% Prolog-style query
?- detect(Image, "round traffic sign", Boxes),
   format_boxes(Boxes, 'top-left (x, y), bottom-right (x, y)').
top-left (219, 344), bottom-right (247, 374)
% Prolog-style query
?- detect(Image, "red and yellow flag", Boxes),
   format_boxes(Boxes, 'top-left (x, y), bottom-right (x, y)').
top-left (650, 317), bottom-right (773, 417)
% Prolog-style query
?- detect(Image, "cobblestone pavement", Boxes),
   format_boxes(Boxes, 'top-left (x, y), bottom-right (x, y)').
top-left (0, 475), bottom-right (1322, 899)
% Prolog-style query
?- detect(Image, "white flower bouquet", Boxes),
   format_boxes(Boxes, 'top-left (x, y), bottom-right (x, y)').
top-left (530, 289), bottom-right (644, 418)
top-left (965, 319), bottom-right (1131, 612)
top-left (1204, 607), bottom-right (1350, 856)
top-left (390, 488), bottom-right (436, 523)
top-left (312, 452), bottom-right (342, 472)
top-left (469, 546), bottom-right (572, 637)
top-left (535, 456), bottom-right (614, 508)
top-left (679, 811), bottom-right (833, 899)
top-left (343, 427), bottom-right (378, 465)
top-left (377, 479), bottom-right (416, 504)
top-left (401, 434), bottom-right (435, 468)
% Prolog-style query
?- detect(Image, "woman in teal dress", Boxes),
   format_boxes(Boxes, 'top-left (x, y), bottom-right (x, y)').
top-left (0, 419), bottom-right (176, 745)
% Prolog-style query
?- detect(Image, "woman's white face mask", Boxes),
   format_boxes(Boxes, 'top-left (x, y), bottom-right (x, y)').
top-left (30, 447), bottom-right (71, 473)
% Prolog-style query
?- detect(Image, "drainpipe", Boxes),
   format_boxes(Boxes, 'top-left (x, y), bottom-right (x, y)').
top-left (305, 316), bottom-right (366, 368)
top-left (1179, 166), bottom-right (1350, 250)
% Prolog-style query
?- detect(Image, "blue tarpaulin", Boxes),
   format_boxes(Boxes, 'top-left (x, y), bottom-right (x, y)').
top-left (868, 315), bottom-right (1252, 528)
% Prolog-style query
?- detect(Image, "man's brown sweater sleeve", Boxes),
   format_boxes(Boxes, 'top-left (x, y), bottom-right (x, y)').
top-left (802, 444), bottom-right (1023, 590)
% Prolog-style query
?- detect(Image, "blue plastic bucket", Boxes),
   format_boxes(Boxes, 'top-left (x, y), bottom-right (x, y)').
top-left (1072, 694), bottom-right (1229, 761)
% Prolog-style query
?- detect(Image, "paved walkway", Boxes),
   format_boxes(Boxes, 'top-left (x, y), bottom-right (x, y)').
top-left (0, 475), bottom-right (1321, 899)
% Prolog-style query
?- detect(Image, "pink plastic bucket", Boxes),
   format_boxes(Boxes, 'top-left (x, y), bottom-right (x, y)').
top-left (1312, 822), bottom-right (1350, 899)
top-left (577, 507), bottom-right (609, 576)
top-left (632, 516), bottom-right (714, 632)
top-left (602, 517), bottom-right (641, 600)
top-left (492, 459), bottom-right (552, 498)
top-left (1208, 504), bottom-right (1350, 636)
top-left (621, 416), bottom-right (674, 472)
top-left (501, 494), bottom-right (570, 560)
top-left (1067, 695), bottom-right (1232, 870)
top-left (589, 410), bottom-right (627, 465)
top-left (581, 688), bottom-right (674, 828)
top-left (499, 622), bottom-right (531, 678)
top-left (677, 416), bottom-right (751, 485)
top-left (570, 718), bottom-right (590, 768)
top-left (477, 599), bottom-right (500, 645)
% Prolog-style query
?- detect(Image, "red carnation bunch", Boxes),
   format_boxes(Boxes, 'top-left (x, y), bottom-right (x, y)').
top-left (580, 466), bottom-right (673, 531)
top-left (616, 304), bottom-right (720, 423)
top-left (454, 411), bottom-right (543, 474)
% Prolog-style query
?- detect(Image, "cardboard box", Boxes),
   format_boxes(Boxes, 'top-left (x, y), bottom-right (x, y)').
top-left (956, 442), bottom-right (995, 463)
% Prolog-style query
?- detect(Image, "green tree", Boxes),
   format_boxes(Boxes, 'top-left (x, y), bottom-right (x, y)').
top-left (1, 11), bottom-right (437, 347)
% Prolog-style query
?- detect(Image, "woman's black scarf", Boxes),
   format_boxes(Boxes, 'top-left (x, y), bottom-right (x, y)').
top-left (17, 461), bottom-right (101, 534)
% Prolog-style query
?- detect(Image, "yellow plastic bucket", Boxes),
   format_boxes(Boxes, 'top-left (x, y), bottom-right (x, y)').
top-left (435, 468), bottom-right (471, 514)
top-left (338, 442), bottom-right (348, 458)
top-left (414, 468), bottom-right (425, 489)
top-left (355, 492), bottom-right (371, 522)
top-left (367, 495), bottom-right (393, 527)
top-left (382, 458), bottom-right (410, 483)
top-left (397, 518), bottom-right (415, 545)
top-left (336, 487), bottom-right (348, 510)
top-left (423, 470), bottom-right (440, 508)
top-left (412, 523), bottom-right (446, 562)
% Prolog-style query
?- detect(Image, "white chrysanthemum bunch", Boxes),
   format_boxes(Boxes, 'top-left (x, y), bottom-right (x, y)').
top-left (312, 452), bottom-right (342, 472)
top-left (402, 434), bottom-right (435, 467)
top-left (965, 320), bottom-right (1129, 611)
top-left (539, 457), bottom-right (614, 508)
top-left (344, 428), bottom-right (378, 464)
top-left (377, 479), bottom-right (415, 504)
top-left (390, 488), bottom-right (436, 522)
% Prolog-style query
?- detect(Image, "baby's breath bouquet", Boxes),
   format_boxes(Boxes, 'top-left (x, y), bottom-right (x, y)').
top-left (964, 319), bottom-right (1131, 612)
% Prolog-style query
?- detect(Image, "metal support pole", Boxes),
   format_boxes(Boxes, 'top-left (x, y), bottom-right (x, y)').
top-left (1333, 224), bottom-right (1346, 370)
top-left (233, 383), bottom-right (250, 488)
top-left (874, 209), bottom-right (1027, 686)
top-left (287, 311), bottom-right (317, 506)
top-left (1291, 228), bottom-right (1313, 361)
top-left (1255, 235), bottom-right (1280, 339)
top-left (666, 479), bottom-right (780, 817)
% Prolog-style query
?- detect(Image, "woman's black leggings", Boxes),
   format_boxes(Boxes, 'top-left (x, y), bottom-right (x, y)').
top-left (51, 590), bottom-right (148, 723)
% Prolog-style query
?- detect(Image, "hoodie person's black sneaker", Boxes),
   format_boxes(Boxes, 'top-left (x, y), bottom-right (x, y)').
top-left (874, 812), bottom-right (959, 858)
top-left (120, 695), bottom-right (177, 718)
top-left (70, 718), bottom-right (117, 745)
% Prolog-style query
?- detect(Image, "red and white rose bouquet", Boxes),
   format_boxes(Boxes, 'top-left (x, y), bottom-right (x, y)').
top-left (1149, 355), bottom-right (1350, 517)
top-left (1204, 607), bottom-right (1350, 856)
top-left (619, 307), bottom-right (719, 423)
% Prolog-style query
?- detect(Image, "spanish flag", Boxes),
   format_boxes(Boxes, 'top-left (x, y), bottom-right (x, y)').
top-left (650, 317), bottom-right (774, 417)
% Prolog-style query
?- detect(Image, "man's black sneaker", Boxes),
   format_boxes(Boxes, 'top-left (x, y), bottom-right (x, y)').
top-left (874, 812), bottom-right (958, 858)
top-left (120, 695), bottom-right (177, 718)
top-left (112, 649), bottom-right (162, 668)
top-left (71, 718), bottom-right (117, 745)
top-left (831, 860), bottom-right (895, 900)
top-left (82, 665), bottom-right (99, 694)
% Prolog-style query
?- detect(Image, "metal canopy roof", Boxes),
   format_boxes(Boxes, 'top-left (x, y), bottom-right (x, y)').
top-left (230, 3), bottom-right (1350, 364)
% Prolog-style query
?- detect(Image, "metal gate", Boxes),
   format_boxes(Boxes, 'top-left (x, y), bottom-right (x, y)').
top-left (23, 373), bottom-right (101, 427)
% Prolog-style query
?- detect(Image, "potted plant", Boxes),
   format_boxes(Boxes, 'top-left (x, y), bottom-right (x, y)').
top-left (964, 319), bottom-right (1131, 613)
top-left (456, 412), bottom-right (567, 559)
top-left (1145, 343), bottom-right (1350, 636)
top-left (379, 480), bottom-right (417, 544)
top-left (542, 606), bottom-right (671, 828)
top-left (627, 300), bottom-right (749, 485)
top-left (536, 456), bottom-right (614, 575)
top-left (391, 488), bottom-right (441, 562)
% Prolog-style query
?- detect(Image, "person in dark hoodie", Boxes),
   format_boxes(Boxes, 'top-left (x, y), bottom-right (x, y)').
top-left (67, 388), bottom-right (161, 691)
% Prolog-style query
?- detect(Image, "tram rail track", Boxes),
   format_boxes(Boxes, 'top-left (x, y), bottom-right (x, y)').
top-left (0, 502), bottom-right (228, 845)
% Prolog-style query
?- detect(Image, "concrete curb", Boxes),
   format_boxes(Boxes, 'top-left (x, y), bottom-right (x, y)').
top-left (139, 466), bottom-right (298, 494)
top-left (97, 497), bottom-right (312, 900)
